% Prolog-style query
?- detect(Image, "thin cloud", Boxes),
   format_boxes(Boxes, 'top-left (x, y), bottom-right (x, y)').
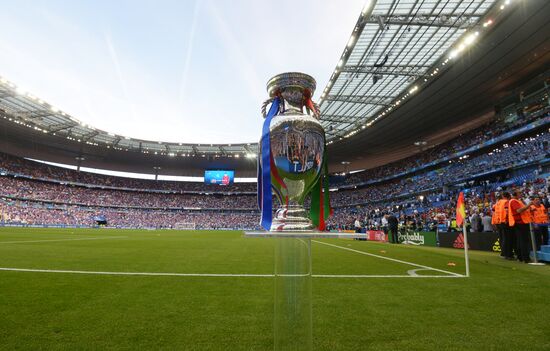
top-left (178, 0), bottom-right (203, 107)
top-left (104, 32), bottom-right (137, 122)
top-left (206, 0), bottom-right (264, 103)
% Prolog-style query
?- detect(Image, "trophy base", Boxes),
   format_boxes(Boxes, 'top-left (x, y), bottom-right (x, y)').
top-left (270, 205), bottom-right (314, 232)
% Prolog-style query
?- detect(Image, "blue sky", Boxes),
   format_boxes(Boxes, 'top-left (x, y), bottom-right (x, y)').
top-left (0, 0), bottom-right (365, 144)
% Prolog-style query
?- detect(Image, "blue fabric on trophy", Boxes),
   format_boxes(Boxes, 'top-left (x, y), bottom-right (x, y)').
top-left (258, 97), bottom-right (280, 231)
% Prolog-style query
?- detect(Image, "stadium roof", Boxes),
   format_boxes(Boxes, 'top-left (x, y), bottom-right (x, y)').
top-left (0, 85), bottom-right (256, 157)
top-left (319, 0), bottom-right (497, 142)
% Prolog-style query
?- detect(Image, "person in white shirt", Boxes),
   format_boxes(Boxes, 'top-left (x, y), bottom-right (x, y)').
top-left (481, 212), bottom-right (493, 232)
top-left (354, 218), bottom-right (362, 233)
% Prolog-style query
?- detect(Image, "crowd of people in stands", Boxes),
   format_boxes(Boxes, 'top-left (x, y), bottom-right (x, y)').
top-left (0, 105), bottom-right (549, 231)
top-left (327, 133), bottom-right (550, 206)
top-left (0, 176), bottom-right (256, 209)
top-left (1, 107), bottom-right (547, 196)
top-left (0, 153), bottom-right (256, 193)
top-left (1, 131), bottom-right (548, 215)
top-left (327, 174), bottom-right (550, 233)
top-left (343, 107), bottom-right (549, 185)
top-left (0, 200), bottom-right (260, 230)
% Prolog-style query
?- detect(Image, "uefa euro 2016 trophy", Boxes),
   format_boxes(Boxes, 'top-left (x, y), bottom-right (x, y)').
top-left (249, 76), bottom-right (361, 350)
top-left (258, 72), bottom-right (328, 232)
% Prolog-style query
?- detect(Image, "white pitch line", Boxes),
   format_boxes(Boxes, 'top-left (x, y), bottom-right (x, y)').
top-left (312, 240), bottom-right (463, 277)
top-left (0, 267), bottom-right (273, 277)
top-left (0, 236), bottom-right (128, 244)
top-left (0, 267), bottom-right (465, 278)
top-left (314, 274), bottom-right (464, 278)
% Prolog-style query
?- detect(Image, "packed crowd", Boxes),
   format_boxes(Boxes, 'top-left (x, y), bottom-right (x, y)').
top-left (0, 152), bottom-right (256, 193)
top-left (327, 132), bottom-right (550, 206)
top-left (343, 107), bottom-right (549, 185)
top-left (0, 200), bottom-right (260, 230)
top-left (1, 105), bottom-right (549, 230)
top-left (1, 129), bottom-right (548, 228)
top-left (328, 174), bottom-right (550, 232)
top-left (3, 128), bottom-right (544, 213)
top-left (0, 176), bottom-right (257, 209)
top-left (1, 108), bottom-right (547, 197)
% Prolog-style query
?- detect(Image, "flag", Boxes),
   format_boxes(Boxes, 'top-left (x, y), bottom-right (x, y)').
top-left (456, 191), bottom-right (466, 227)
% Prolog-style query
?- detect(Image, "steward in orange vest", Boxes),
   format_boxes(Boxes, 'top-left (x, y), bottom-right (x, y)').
top-left (508, 197), bottom-right (532, 227)
top-left (508, 191), bottom-right (532, 263)
top-left (530, 197), bottom-right (549, 249)
top-left (493, 197), bottom-right (509, 225)
top-left (491, 204), bottom-right (498, 225)
top-left (530, 198), bottom-right (548, 224)
top-left (498, 192), bottom-right (515, 259)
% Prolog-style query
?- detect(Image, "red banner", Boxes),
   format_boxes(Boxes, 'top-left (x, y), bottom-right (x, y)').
top-left (366, 230), bottom-right (388, 242)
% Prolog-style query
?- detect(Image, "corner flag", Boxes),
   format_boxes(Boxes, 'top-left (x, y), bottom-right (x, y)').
top-left (456, 191), bottom-right (466, 226)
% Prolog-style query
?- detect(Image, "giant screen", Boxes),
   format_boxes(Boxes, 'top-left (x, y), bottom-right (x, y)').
top-left (204, 170), bottom-right (234, 185)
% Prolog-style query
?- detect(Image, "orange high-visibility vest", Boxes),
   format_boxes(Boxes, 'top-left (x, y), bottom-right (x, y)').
top-left (495, 199), bottom-right (509, 225)
top-left (508, 199), bottom-right (532, 226)
top-left (491, 204), bottom-right (498, 225)
top-left (531, 204), bottom-right (549, 224)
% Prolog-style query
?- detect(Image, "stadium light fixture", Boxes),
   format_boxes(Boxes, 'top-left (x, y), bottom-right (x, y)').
top-left (464, 32), bottom-right (478, 46)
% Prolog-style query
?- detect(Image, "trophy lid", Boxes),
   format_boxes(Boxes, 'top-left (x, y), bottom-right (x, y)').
top-left (266, 72), bottom-right (316, 98)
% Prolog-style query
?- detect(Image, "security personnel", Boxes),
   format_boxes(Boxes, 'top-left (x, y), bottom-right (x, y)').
top-left (496, 192), bottom-right (514, 259)
top-left (508, 191), bottom-right (533, 263)
top-left (387, 214), bottom-right (399, 244)
top-left (491, 201), bottom-right (498, 226)
top-left (492, 194), bottom-right (504, 257)
top-left (530, 197), bottom-right (549, 250)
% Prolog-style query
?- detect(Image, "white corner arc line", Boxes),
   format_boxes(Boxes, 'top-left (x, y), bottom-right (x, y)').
top-left (407, 268), bottom-right (433, 276)
top-left (0, 236), bottom-right (128, 244)
top-left (0, 267), bottom-right (465, 278)
top-left (312, 240), bottom-right (463, 277)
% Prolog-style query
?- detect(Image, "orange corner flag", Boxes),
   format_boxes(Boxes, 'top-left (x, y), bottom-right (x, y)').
top-left (456, 191), bottom-right (466, 227)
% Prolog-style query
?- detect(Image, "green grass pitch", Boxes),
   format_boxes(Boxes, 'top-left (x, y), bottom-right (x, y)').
top-left (0, 227), bottom-right (549, 350)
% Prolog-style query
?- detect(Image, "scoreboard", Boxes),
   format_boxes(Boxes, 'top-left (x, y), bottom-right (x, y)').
top-left (204, 170), bottom-right (234, 185)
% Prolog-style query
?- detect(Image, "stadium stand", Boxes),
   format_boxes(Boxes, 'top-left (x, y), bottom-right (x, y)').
top-left (1, 101), bottom-right (549, 230)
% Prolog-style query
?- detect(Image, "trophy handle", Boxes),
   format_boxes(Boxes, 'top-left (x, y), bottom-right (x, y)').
top-left (261, 97), bottom-right (277, 118)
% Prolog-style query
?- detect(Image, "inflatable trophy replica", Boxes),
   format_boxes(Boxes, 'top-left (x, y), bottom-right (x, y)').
top-left (257, 72), bottom-right (331, 231)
